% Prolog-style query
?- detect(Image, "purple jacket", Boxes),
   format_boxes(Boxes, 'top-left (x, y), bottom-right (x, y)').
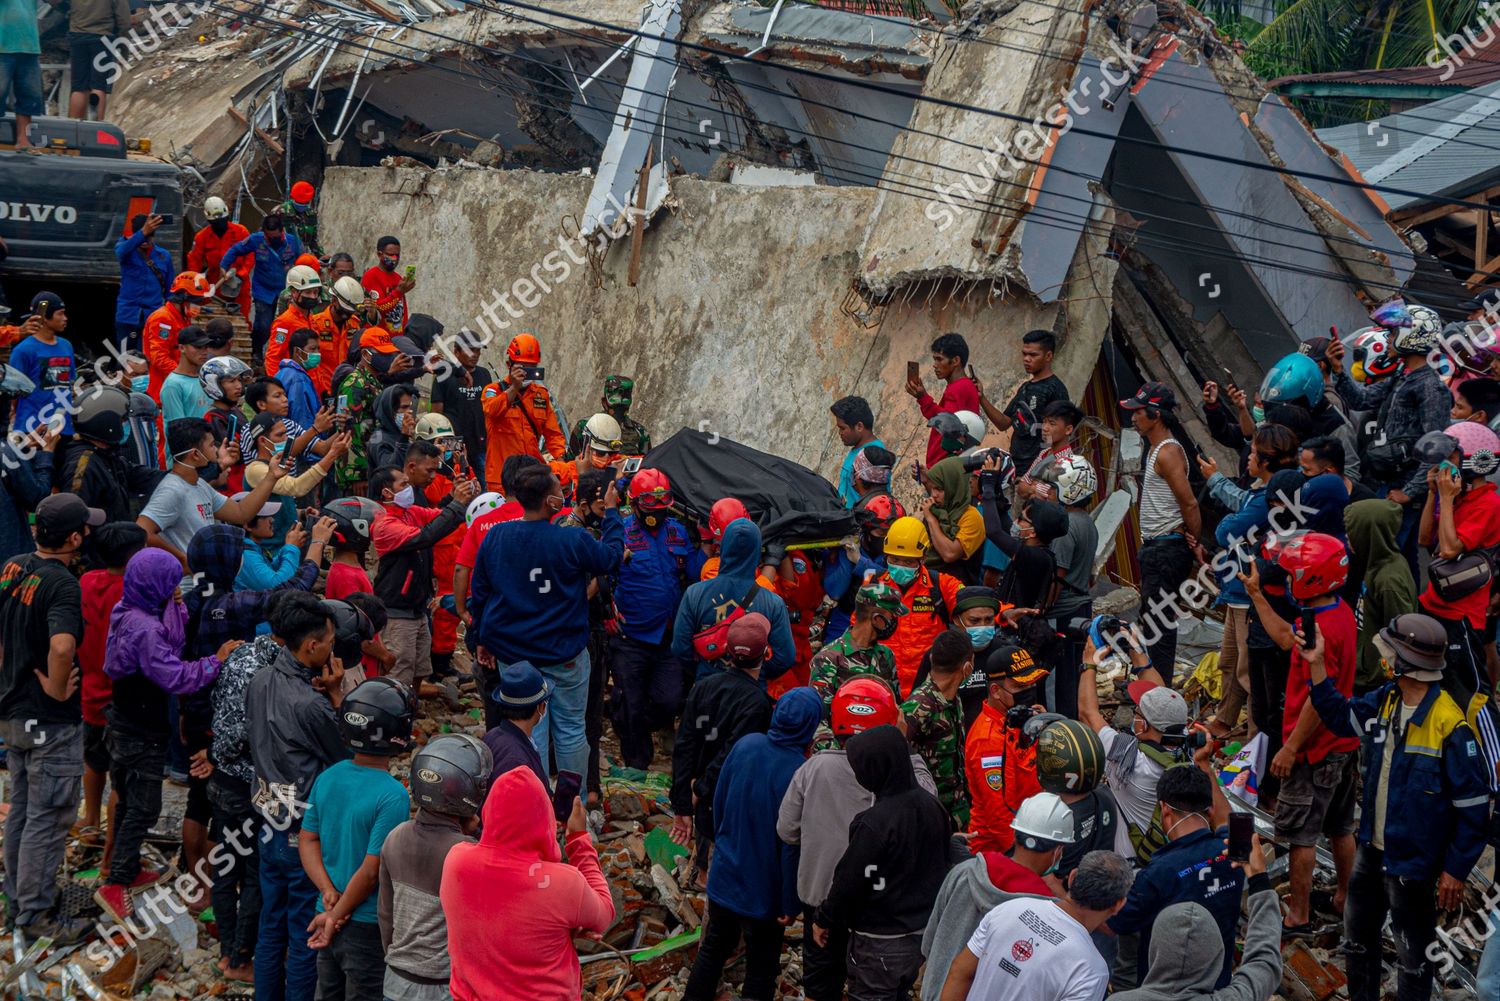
top-left (104, 548), bottom-right (221, 696)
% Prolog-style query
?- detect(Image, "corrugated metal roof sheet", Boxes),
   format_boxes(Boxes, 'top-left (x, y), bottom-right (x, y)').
top-left (1273, 19), bottom-right (1500, 90)
top-left (1317, 79), bottom-right (1500, 210)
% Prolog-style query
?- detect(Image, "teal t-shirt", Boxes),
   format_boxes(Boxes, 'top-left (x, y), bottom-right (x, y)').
top-left (839, 437), bottom-right (885, 507)
top-left (0, 0), bottom-right (40, 55)
top-left (302, 759), bottom-right (411, 924)
top-left (160, 371), bottom-right (213, 425)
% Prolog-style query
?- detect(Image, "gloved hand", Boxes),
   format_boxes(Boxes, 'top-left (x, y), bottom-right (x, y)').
top-left (763, 541), bottom-right (787, 566)
top-left (841, 534), bottom-right (860, 563)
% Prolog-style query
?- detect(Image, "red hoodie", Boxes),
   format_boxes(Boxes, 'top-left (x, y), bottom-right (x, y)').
top-left (440, 766), bottom-right (614, 1001)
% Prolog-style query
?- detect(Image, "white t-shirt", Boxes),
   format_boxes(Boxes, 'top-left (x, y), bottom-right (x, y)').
top-left (963, 898), bottom-right (1107, 1001)
top-left (139, 472), bottom-right (226, 554)
top-left (1096, 725), bottom-right (1165, 857)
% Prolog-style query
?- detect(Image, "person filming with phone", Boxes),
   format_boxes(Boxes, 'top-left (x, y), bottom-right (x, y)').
top-left (480, 334), bottom-right (568, 492)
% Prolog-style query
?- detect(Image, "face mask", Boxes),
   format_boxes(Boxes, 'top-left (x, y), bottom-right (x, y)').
top-left (1041, 855), bottom-right (1060, 877)
top-left (298, 295), bottom-right (320, 312)
top-left (966, 625), bottom-right (996, 650)
top-left (642, 512), bottom-right (662, 530)
top-left (860, 530), bottom-right (882, 555)
top-left (209, 219), bottom-right (229, 236)
top-left (939, 435), bottom-right (964, 454)
top-left (1251, 405), bottom-right (1266, 425)
top-left (1008, 684), bottom-right (1037, 707)
top-left (887, 564), bottom-right (918, 586)
top-left (588, 451), bottom-right (614, 469)
top-left (304, 351), bottom-right (321, 368)
top-left (380, 257), bottom-right (398, 272)
top-left (267, 232), bottom-right (284, 246)
top-left (131, 374), bottom-right (150, 394)
top-left (271, 440), bottom-right (288, 456)
top-left (392, 485), bottom-right (415, 508)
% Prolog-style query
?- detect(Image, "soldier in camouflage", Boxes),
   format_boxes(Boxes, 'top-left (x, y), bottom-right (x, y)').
top-left (809, 582), bottom-right (905, 749)
top-left (900, 628), bottom-right (974, 829)
top-left (569, 375), bottom-right (650, 457)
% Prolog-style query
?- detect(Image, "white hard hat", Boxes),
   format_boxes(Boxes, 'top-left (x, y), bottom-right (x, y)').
top-left (1011, 792), bottom-right (1076, 850)
top-left (1054, 454), bottom-right (1099, 507)
top-left (465, 492), bottom-right (504, 526)
top-left (955, 409), bottom-right (985, 443)
top-left (583, 412), bottom-right (623, 450)
top-left (414, 413), bottom-right (455, 442)
top-left (286, 264), bottom-right (322, 292)
top-left (332, 276), bottom-right (365, 311)
top-left (204, 196), bottom-right (230, 221)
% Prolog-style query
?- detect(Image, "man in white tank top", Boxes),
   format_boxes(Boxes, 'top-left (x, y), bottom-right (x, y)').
top-left (1121, 384), bottom-right (1202, 688)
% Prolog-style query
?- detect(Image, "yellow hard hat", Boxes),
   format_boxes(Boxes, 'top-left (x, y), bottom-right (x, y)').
top-left (884, 516), bottom-right (930, 559)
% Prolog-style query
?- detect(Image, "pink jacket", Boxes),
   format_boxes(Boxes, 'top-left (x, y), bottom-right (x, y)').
top-left (440, 766), bottom-right (614, 1001)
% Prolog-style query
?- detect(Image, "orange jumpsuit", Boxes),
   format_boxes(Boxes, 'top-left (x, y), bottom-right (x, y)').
top-left (265, 302), bottom-right (318, 380)
top-left (143, 301), bottom-right (190, 401)
top-left (425, 471), bottom-right (466, 657)
top-left (186, 222), bottom-right (252, 319)
top-left (479, 380), bottom-right (567, 492)
top-left (767, 550), bottom-right (825, 699)
top-left (965, 702), bottom-right (1041, 854)
top-left (876, 566), bottom-right (960, 699)
top-left (307, 306), bottom-right (358, 396)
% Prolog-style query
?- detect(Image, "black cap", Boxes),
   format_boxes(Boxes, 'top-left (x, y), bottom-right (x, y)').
top-left (178, 325), bottom-right (215, 347)
top-left (29, 292), bottom-right (65, 320)
top-left (35, 493), bottom-right (106, 536)
top-left (1462, 288), bottom-right (1500, 314)
top-left (1120, 382), bottom-right (1176, 411)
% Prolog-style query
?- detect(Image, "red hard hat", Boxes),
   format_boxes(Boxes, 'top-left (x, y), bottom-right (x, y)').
top-left (708, 497), bottom-right (749, 540)
top-left (1267, 531), bottom-right (1349, 602)
top-left (831, 677), bottom-right (899, 736)
top-left (290, 180), bottom-right (316, 204)
top-left (857, 493), bottom-right (906, 530)
top-left (628, 468), bottom-right (673, 510)
top-left (507, 333), bottom-right (541, 365)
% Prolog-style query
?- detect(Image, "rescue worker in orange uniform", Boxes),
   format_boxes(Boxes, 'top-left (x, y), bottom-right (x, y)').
top-left (414, 412), bottom-right (467, 680)
top-left (308, 276), bottom-right (372, 396)
top-left (874, 516), bottom-right (960, 698)
top-left (480, 334), bottom-right (567, 492)
top-left (964, 642), bottom-right (1051, 854)
top-left (143, 272), bottom-right (213, 401)
top-left (186, 196), bottom-right (251, 320)
top-left (264, 264), bottom-right (323, 379)
top-left (766, 547), bottom-right (830, 699)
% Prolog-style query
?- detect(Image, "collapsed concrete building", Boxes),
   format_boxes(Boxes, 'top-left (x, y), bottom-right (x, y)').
top-left (108, 0), bottom-right (1416, 528)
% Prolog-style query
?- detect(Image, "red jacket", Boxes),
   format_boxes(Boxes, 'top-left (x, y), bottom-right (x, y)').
top-left (441, 766), bottom-right (614, 1001)
top-left (79, 569), bottom-right (125, 728)
top-left (362, 265), bottom-right (408, 333)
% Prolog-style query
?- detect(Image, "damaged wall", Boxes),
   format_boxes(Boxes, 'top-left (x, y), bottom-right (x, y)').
top-left (318, 164), bottom-right (1073, 481)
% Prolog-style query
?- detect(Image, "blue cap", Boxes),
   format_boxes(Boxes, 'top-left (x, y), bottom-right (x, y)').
top-left (491, 661), bottom-right (551, 708)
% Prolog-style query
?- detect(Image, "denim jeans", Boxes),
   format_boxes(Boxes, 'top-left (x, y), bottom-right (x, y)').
top-left (846, 929), bottom-right (923, 1001)
top-left (255, 825), bottom-right (319, 1001)
top-left (105, 728), bottom-right (168, 886)
top-left (208, 775), bottom-right (261, 967)
top-left (524, 650), bottom-right (591, 777)
top-left (252, 300), bottom-right (276, 361)
top-left (315, 918), bottom-right (386, 1000)
top-left (1, 719), bottom-right (84, 925)
top-left (1345, 845), bottom-right (1437, 1001)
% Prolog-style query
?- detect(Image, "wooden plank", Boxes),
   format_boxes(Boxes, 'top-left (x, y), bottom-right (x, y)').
top-left (227, 105), bottom-right (284, 155)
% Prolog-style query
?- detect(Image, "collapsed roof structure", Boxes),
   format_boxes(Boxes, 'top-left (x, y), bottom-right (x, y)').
top-left (106, 0), bottom-right (1416, 486)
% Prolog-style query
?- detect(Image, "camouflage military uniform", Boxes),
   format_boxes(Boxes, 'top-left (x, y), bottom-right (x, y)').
top-left (810, 630), bottom-right (898, 714)
top-left (275, 199), bottom-right (321, 256)
top-left (902, 678), bottom-right (969, 828)
top-left (333, 366), bottom-right (380, 490)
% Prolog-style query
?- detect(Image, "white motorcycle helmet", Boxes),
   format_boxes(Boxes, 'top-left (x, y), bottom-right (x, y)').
top-left (466, 492), bottom-right (505, 526)
top-left (1053, 454), bottom-right (1099, 507)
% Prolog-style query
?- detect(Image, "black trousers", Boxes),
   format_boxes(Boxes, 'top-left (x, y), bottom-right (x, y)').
top-left (802, 902), bottom-right (851, 1001)
top-left (208, 774), bottom-right (262, 967)
top-left (1345, 845), bottom-right (1437, 1001)
top-left (314, 918), bottom-right (385, 1001)
top-left (683, 899), bottom-right (785, 1001)
top-left (1138, 537), bottom-right (1195, 686)
top-left (608, 635), bottom-right (686, 770)
top-left (585, 625), bottom-right (608, 797)
top-left (106, 729), bottom-right (166, 886)
top-left (1247, 643), bottom-right (1290, 802)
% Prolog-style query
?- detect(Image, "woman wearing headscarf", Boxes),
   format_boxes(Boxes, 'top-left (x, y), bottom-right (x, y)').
top-left (919, 456), bottom-right (986, 584)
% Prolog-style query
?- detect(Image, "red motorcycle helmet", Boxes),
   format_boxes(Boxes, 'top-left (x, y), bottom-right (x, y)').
top-left (831, 677), bottom-right (899, 736)
top-left (628, 468), bottom-right (674, 511)
top-left (1266, 531), bottom-right (1349, 602)
top-left (708, 497), bottom-right (750, 540)
top-left (856, 493), bottom-right (906, 532)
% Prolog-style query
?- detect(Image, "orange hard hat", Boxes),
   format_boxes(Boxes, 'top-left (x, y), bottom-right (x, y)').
top-left (360, 327), bottom-right (398, 355)
top-left (290, 181), bottom-right (316, 204)
top-left (294, 253), bottom-right (321, 270)
top-left (507, 333), bottom-right (541, 365)
top-left (171, 271), bottom-right (214, 298)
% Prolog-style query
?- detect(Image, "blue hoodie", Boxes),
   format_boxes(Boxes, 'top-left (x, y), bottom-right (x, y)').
top-left (707, 687), bottom-right (821, 919)
top-left (671, 519), bottom-right (796, 680)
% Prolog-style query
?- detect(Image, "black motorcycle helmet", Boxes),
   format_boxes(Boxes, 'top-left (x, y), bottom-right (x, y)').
top-left (338, 677), bottom-right (417, 755)
top-left (410, 734), bottom-right (493, 818)
top-left (75, 385), bottom-right (130, 445)
top-left (324, 496), bottom-right (383, 549)
top-left (321, 598), bottom-right (374, 668)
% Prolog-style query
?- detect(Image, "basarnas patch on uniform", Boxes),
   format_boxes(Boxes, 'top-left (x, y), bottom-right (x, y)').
top-left (986, 771), bottom-right (1003, 791)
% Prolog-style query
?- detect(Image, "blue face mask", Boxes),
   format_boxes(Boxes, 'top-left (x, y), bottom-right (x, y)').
top-left (966, 625), bottom-right (996, 650)
top-left (887, 564), bottom-right (918, 587)
top-left (271, 440), bottom-right (288, 456)
top-left (130, 374), bottom-right (150, 394)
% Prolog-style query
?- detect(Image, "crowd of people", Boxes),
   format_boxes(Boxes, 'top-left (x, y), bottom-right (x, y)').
top-left (0, 184), bottom-right (1499, 1001)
